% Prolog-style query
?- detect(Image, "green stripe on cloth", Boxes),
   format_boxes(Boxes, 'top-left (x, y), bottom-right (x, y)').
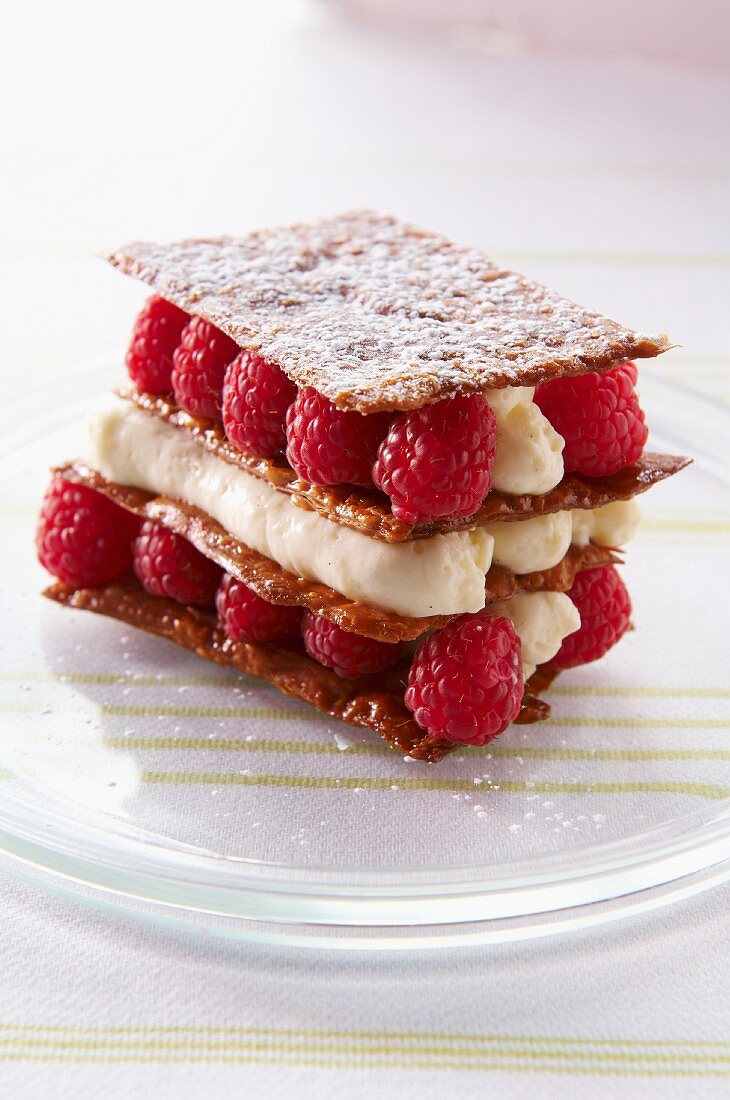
top-left (0, 1026), bottom-right (728, 1075)
top-left (140, 772), bottom-right (730, 798)
top-left (1, 1053), bottom-right (728, 1075)
top-left (2, 1023), bottom-right (729, 1045)
top-left (2, 671), bottom-right (729, 698)
top-left (0, 670), bottom-right (256, 689)
top-left (96, 709), bottom-right (730, 730)
top-left (4, 701), bottom-right (729, 729)
top-left (550, 686), bottom-right (730, 698)
top-left (542, 718), bottom-right (730, 730)
top-left (641, 519), bottom-right (730, 535)
top-left (102, 703), bottom-right (326, 722)
top-left (102, 735), bottom-right (730, 763)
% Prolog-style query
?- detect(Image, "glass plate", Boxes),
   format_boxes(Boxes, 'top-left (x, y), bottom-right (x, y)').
top-left (0, 369), bottom-right (728, 949)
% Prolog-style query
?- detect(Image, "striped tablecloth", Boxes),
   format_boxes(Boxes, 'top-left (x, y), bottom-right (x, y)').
top-left (1, 4), bottom-right (729, 1095)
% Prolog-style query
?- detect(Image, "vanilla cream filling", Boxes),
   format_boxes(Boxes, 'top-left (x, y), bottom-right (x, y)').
top-left (88, 403), bottom-right (636, 619)
top-left (490, 511), bottom-right (572, 574)
top-left (485, 592), bottom-right (581, 680)
top-left (571, 498), bottom-right (642, 548)
top-left (90, 404), bottom-right (492, 618)
top-left (486, 386), bottom-right (564, 494)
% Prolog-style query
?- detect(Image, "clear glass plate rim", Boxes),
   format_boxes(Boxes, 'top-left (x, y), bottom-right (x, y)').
top-left (0, 781), bottom-right (728, 895)
top-left (0, 370), bottom-right (727, 924)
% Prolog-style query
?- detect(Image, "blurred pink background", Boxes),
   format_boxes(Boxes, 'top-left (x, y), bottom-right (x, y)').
top-left (326, 0), bottom-right (730, 70)
top-left (2, 0), bottom-right (729, 401)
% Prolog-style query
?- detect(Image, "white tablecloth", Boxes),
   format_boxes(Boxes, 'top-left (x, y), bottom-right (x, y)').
top-left (1, 2), bottom-right (728, 1094)
top-left (0, 874), bottom-right (728, 1098)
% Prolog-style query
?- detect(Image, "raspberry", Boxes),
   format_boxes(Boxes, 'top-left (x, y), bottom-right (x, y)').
top-left (36, 476), bottom-right (139, 588)
top-left (553, 565), bottom-right (632, 668)
top-left (534, 363), bottom-right (648, 478)
top-left (372, 394), bottom-right (497, 525)
top-left (216, 573), bottom-right (302, 643)
top-left (301, 611), bottom-right (401, 679)
top-left (405, 614), bottom-right (523, 745)
top-left (285, 388), bottom-right (390, 487)
top-left (222, 351), bottom-right (296, 457)
top-left (171, 316), bottom-right (239, 421)
top-left (617, 360), bottom-right (638, 387)
top-left (133, 520), bottom-right (222, 605)
top-left (125, 295), bottom-right (189, 393)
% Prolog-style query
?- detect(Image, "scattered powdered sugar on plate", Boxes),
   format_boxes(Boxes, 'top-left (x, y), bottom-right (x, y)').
top-left (332, 731), bottom-right (359, 752)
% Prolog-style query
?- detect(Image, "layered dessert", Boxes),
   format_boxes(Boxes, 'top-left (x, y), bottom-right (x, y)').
top-left (36, 212), bottom-right (689, 762)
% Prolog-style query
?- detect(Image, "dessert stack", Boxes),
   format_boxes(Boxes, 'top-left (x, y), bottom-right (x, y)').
top-left (36, 212), bottom-right (688, 762)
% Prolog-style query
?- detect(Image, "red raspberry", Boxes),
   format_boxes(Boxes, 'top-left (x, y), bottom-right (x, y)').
top-left (216, 573), bottom-right (302, 643)
top-left (534, 363), bottom-right (648, 478)
top-left (405, 614), bottom-right (523, 745)
top-left (36, 476), bottom-right (139, 588)
top-left (301, 611), bottom-right (401, 679)
top-left (617, 360), bottom-right (638, 387)
top-left (171, 316), bottom-right (239, 421)
top-left (133, 520), bottom-right (222, 605)
top-left (553, 564), bottom-right (632, 669)
top-left (125, 295), bottom-right (189, 393)
top-left (372, 394), bottom-right (497, 525)
top-left (285, 388), bottom-right (390, 487)
top-left (222, 351), bottom-right (296, 457)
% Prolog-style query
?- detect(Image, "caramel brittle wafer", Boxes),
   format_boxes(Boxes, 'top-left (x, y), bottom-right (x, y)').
top-left (44, 579), bottom-right (553, 763)
top-left (125, 390), bottom-right (690, 543)
top-left (109, 211), bottom-right (669, 414)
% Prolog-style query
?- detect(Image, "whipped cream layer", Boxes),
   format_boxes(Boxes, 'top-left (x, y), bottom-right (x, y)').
top-left (89, 403), bottom-right (634, 619)
top-left (571, 498), bottom-right (641, 548)
top-left (486, 386), bottom-right (565, 495)
top-left (486, 592), bottom-right (580, 680)
top-left (491, 510), bottom-right (572, 574)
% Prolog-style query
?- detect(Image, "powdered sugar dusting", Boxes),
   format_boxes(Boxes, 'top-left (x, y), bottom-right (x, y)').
top-left (109, 211), bottom-right (669, 413)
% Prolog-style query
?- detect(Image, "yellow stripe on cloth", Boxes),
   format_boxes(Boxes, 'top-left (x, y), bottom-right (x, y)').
top-left (102, 735), bottom-right (730, 763)
top-left (3, 700), bottom-right (730, 730)
top-left (140, 772), bottom-right (730, 799)
top-left (0, 1025), bottom-right (728, 1075)
top-left (2, 671), bottom-right (730, 698)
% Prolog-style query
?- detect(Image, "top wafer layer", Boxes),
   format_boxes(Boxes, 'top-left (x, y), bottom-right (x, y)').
top-left (109, 210), bottom-right (670, 413)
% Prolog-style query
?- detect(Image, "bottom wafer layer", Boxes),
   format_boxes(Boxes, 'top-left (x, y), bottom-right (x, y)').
top-left (44, 580), bottom-right (558, 764)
